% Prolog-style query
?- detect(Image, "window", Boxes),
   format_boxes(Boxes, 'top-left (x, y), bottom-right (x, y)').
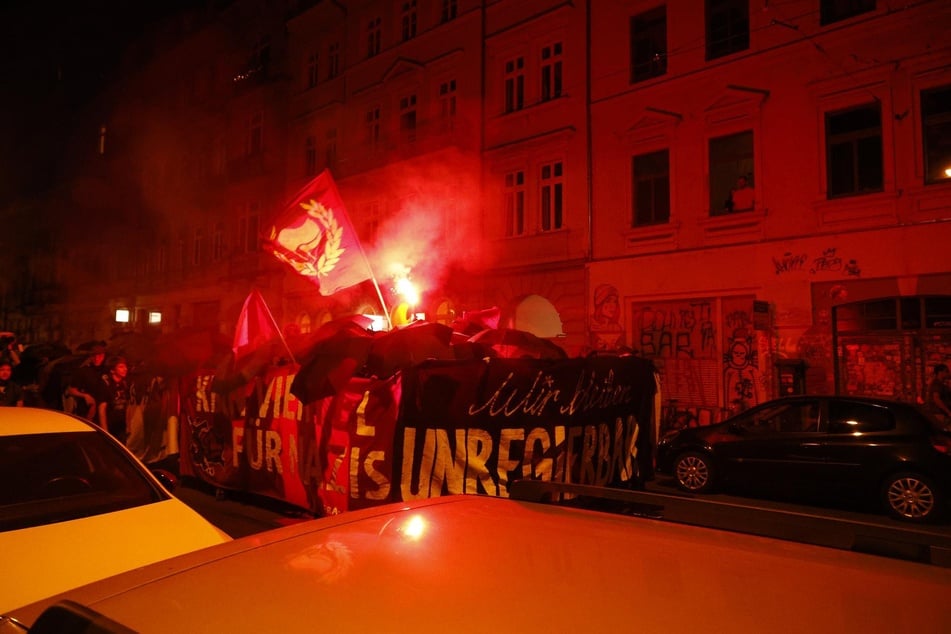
top-left (828, 401), bottom-right (894, 433)
top-left (325, 128), bottom-right (338, 168)
top-left (834, 299), bottom-right (898, 332)
top-left (400, 94), bottom-right (417, 143)
top-left (825, 103), bottom-right (883, 198)
top-left (631, 7), bottom-right (667, 83)
top-left (367, 17), bottom-right (382, 57)
top-left (212, 223), bottom-right (225, 262)
top-left (504, 57), bottom-right (525, 113)
top-left (157, 240), bottom-right (168, 274)
top-left (177, 235), bottom-right (187, 270)
top-left (239, 203), bottom-right (260, 253)
top-left (504, 170), bottom-right (525, 237)
top-left (925, 296), bottom-right (951, 329)
top-left (213, 138), bottom-right (226, 176)
top-left (363, 201), bottom-right (383, 242)
top-left (306, 51), bottom-right (319, 89)
top-left (247, 111), bottom-right (263, 155)
top-left (921, 85), bottom-right (951, 184)
top-left (706, 0), bottom-right (748, 60)
top-left (366, 107), bottom-right (381, 148)
top-left (709, 130), bottom-right (754, 215)
top-left (440, 79), bottom-right (457, 131)
top-left (441, 0), bottom-right (457, 22)
top-left (192, 228), bottom-right (204, 266)
top-left (305, 135), bottom-right (317, 176)
top-left (632, 150), bottom-right (670, 226)
top-left (820, 0), bottom-right (875, 25)
top-left (540, 42), bottom-right (563, 102)
top-left (401, 1), bottom-right (417, 41)
top-left (540, 161), bottom-right (564, 231)
top-left (741, 401), bottom-right (821, 433)
top-left (328, 42), bottom-right (340, 79)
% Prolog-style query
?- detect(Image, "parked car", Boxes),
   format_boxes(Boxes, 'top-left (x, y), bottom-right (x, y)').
top-left (2, 481), bottom-right (950, 634)
top-left (0, 408), bottom-right (231, 612)
top-left (656, 395), bottom-right (951, 522)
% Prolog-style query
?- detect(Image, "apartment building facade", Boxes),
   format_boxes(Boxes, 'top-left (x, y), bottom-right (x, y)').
top-left (589, 0), bottom-right (951, 423)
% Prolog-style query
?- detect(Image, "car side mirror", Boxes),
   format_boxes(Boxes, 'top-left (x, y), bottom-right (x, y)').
top-left (151, 468), bottom-right (179, 492)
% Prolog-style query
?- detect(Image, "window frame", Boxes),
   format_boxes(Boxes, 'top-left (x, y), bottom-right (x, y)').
top-left (540, 42), bottom-right (563, 102)
top-left (367, 16), bottom-right (382, 58)
top-left (539, 160), bottom-right (564, 232)
top-left (400, 94), bottom-right (418, 144)
top-left (504, 169), bottom-right (526, 238)
top-left (632, 149), bottom-right (671, 227)
top-left (630, 6), bottom-right (667, 83)
top-left (824, 102), bottom-right (884, 199)
top-left (401, 0), bottom-right (418, 41)
top-left (504, 56), bottom-right (525, 114)
top-left (820, 0), bottom-right (876, 26)
top-left (920, 84), bottom-right (951, 185)
top-left (304, 135), bottom-right (317, 176)
top-left (708, 130), bottom-right (755, 216)
top-left (705, 0), bottom-right (749, 61)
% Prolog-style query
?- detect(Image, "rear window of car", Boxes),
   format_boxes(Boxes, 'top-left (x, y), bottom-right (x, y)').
top-left (827, 401), bottom-right (895, 433)
top-left (0, 432), bottom-right (166, 532)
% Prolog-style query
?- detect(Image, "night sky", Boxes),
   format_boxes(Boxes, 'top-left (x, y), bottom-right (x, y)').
top-left (0, 0), bottom-right (203, 207)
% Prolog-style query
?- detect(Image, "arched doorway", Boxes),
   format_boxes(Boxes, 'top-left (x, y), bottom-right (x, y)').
top-left (512, 295), bottom-right (564, 338)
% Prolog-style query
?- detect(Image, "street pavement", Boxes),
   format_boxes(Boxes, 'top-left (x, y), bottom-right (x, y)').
top-left (174, 479), bottom-right (316, 539)
top-left (168, 467), bottom-right (951, 541)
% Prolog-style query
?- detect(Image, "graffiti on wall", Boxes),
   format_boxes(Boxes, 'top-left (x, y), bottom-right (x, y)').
top-left (590, 284), bottom-right (626, 351)
top-left (772, 247), bottom-right (861, 277)
top-left (631, 299), bottom-right (716, 360)
top-left (722, 300), bottom-right (765, 413)
top-left (629, 296), bottom-right (765, 424)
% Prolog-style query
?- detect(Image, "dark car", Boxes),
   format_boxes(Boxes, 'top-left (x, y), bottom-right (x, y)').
top-left (655, 395), bottom-right (951, 522)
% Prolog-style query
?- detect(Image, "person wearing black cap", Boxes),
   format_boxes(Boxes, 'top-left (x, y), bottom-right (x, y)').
top-left (65, 343), bottom-right (107, 419)
top-left (99, 356), bottom-right (130, 443)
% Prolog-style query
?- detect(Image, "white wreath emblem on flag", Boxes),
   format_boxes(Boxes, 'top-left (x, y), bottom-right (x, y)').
top-left (270, 200), bottom-right (344, 278)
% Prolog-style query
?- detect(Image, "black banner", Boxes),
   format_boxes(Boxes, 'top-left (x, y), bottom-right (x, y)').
top-left (396, 356), bottom-right (656, 500)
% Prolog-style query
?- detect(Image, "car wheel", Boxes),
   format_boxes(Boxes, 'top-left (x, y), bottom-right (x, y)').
top-left (881, 472), bottom-right (941, 522)
top-left (674, 452), bottom-right (715, 493)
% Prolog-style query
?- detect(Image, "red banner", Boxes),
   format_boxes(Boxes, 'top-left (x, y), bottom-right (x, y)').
top-left (180, 356), bottom-right (657, 516)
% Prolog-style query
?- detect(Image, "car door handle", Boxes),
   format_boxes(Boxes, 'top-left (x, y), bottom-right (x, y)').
top-left (799, 443), bottom-right (821, 448)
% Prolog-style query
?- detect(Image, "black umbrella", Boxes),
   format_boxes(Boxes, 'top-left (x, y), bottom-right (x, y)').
top-left (290, 324), bottom-right (374, 404)
top-left (468, 328), bottom-right (567, 360)
top-left (365, 321), bottom-right (455, 379)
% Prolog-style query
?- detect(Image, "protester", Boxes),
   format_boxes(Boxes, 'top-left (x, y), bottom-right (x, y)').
top-left (99, 356), bottom-right (131, 443)
top-left (65, 343), bottom-right (107, 420)
top-left (0, 359), bottom-right (24, 406)
top-left (927, 363), bottom-right (951, 427)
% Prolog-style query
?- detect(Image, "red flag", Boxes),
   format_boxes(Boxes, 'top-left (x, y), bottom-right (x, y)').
top-left (233, 290), bottom-right (293, 366)
top-left (264, 169), bottom-right (373, 296)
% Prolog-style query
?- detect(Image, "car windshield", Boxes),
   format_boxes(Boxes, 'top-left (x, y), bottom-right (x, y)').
top-left (0, 431), bottom-right (167, 532)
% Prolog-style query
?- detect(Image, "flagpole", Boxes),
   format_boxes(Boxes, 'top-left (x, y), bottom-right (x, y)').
top-left (355, 243), bottom-right (393, 331)
top-left (256, 290), bottom-right (298, 365)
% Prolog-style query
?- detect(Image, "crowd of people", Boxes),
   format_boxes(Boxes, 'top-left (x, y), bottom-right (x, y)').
top-left (0, 336), bottom-right (131, 444)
